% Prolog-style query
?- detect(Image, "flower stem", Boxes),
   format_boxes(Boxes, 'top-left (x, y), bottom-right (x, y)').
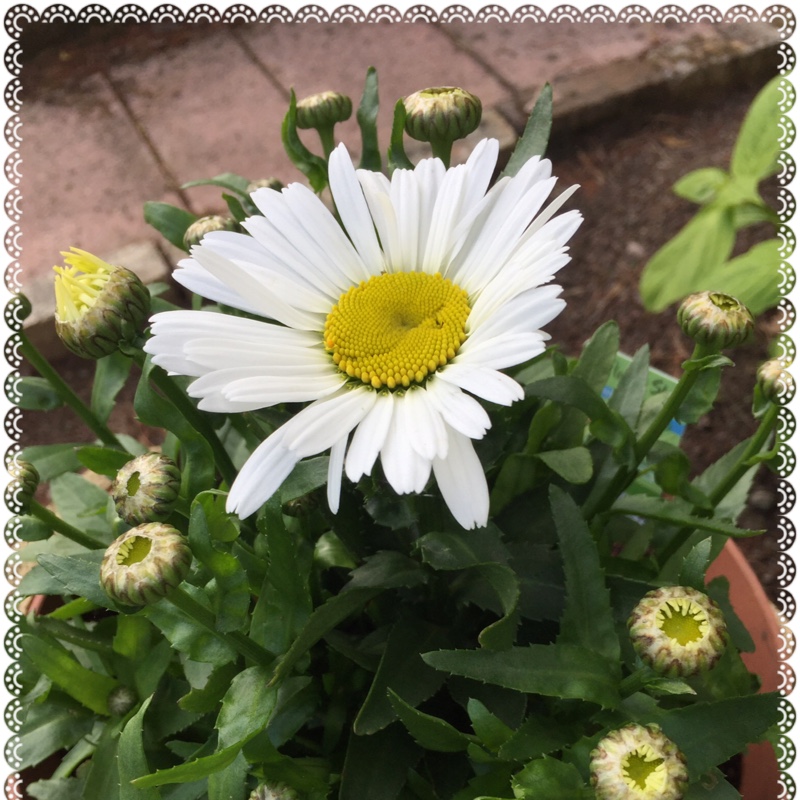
top-left (619, 667), bottom-right (652, 698)
top-left (166, 586), bottom-right (273, 666)
top-left (317, 124), bottom-right (336, 161)
top-left (430, 138), bottom-right (453, 168)
top-left (122, 345), bottom-right (238, 487)
top-left (658, 403), bottom-right (780, 568)
top-left (29, 500), bottom-right (107, 550)
top-left (20, 333), bottom-right (125, 451)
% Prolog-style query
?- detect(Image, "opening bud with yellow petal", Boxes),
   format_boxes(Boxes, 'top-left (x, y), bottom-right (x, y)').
top-left (248, 784), bottom-right (300, 800)
top-left (296, 91), bottom-right (352, 130)
top-left (404, 86), bottom-right (482, 146)
top-left (677, 291), bottom-right (754, 351)
top-left (54, 248), bottom-right (150, 359)
top-left (757, 358), bottom-right (795, 404)
top-left (100, 522), bottom-right (192, 607)
top-left (628, 586), bottom-right (727, 678)
top-left (183, 215), bottom-right (239, 251)
top-left (590, 723), bottom-right (688, 800)
top-left (111, 453), bottom-right (181, 525)
top-left (246, 177), bottom-right (284, 194)
top-left (7, 458), bottom-right (39, 514)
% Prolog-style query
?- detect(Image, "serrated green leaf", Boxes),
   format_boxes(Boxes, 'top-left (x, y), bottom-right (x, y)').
top-left (535, 447), bottom-right (593, 484)
top-left (423, 644), bottom-right (620, 708)
top-left (498, 715), bottom-right (581, 761)
top-left (217, 666), bottom-right (278, 748)
top-left (92, 351), bottom-right (132, 423)
top-left (511, 756), bottom-right (587, 799)
top-left (388, 688), bottom-right (473, 752)
top-left (551, 486), bottom-right (619, 664)
top-left (19, 701), bottom-right (94, 769)
top-left (676, 367), bottom-right (722, 426)
top-left (20, 633), bottom-right (118, 715)
top-left (501, 84), bottom-right (553, 178)
top-left (357, 67), bottom-right (381, 171)
top-left (281, 90), bottom-right (329, 192)
top-left (607, 345), bottom-right (650, 429)
top-left (179, 662), bottom-right (240, 714)
top-left (20, 443), bottom-right (82, 481)
top-left (82, 720), bottom-right (123, 800)
top-left (144, 201), bottom-right (197, 252)
top-left (347, 550), bottom-right (427, 590)
top-left (76, 445), bottom-right (132, 478)
top-left (49, 472), bottom-right (114, 538)
top-left (639, 206), bottom-right (737, 312)
top-left (37, 551), bottom-right (115, 608)
top-left (467, 697), bottom-right (514, 750)
top-left (673, 167), bottom-right (729, 204)
top-left (27, 777), bottom-right (85, 800)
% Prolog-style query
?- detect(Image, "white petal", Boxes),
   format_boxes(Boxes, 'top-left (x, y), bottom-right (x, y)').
top-left (425, 378), bottom-right (491, 440)
top-left (439, 364), bottom-right (524, 406)
top-left (432, 427), bottom-right (489, 529)
top-left (391, 168), bottom-right (421, 271)
top-left (358, 170), bottom-right (402, 271)
top-left (400, 387), bottom-right (448, 461)
top-left (327, 436), bottom-right (348, 514)
top-left (345, 392), bottom-right (395, 482)
top-left (329, 144), bottom-right (385, 273)
top-left (380, 408), bottom-right (432, 494)
top-left (456, 332), bottom-right (548, 370)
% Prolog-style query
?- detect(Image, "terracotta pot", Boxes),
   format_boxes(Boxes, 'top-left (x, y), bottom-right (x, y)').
top-left (706, 539), bottom-right (782, 799)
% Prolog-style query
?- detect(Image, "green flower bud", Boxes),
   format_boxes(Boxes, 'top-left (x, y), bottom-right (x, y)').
top-left (403, 86), bottom-right (482, 145)
top-left (590, 723), bottom-right (688, 800)
top-left (248, 784), bottom-right (299, 800)
top-left (183, 215), bottom-right (238, 250)
top-left (246, 178), bottom-right (284, 194)
top-left (757, 358), bottom-right (795, 404)
top-left (54, 248), bottom-right (150, 359)
top-left (112, 453), bottom-right (181, 525)
top-left (7, 458), bottom-right (39, 514)
top-left (677, 291), bottom-right (754, 350)
top-left (101, 522), bottom-right (192, 607)
top-left (108, 685), bottom-right (138, 716)
top-left (296, 91), bottom-right (352, 130)
top-left (628, 586), bottom-right (727, 678)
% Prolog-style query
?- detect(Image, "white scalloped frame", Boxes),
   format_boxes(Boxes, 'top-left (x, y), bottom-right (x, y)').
top-left (0, 3), bottom-right (796, 798)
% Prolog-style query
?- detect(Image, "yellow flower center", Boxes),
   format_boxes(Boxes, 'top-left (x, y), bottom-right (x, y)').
top-left (658, 598), bottom-right (708, 646)
top-left (324, 272), bottom-right (470, 390)
top-left (53, 248), bottom-right (114, 322)
top-left (117, 535), bottom-right (152, 566)
top-left (622, 746), bottom-right (666, 793)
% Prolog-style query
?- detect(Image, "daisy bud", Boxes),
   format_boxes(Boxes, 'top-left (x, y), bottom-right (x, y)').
top-left (403, 86), bottom-right (482, 145)
top-left (757, 358), bottom-right (795, 404)
top-left (8, 458), bottom-right (38, 514)
top-left (628, 586), bottom-right (727, 678)
top-left (246, 177), bottom-right (284, 194)
top-left (54, 248), bottom-right (150, 359)
top-left (183, 215), bottom-right (238, 250)
top-left (295, 91), bottom-right (352, 130)
top-left (100, 522), bottom-right (192, 607)
top-left (248, 784), bottom-right (299, 800)
top-left (590, 723), bottom-right (688, 800)
top-left (107, 685), bottom-right (138, 716)
top-left (111, 453), bottom-right (181, 525)
top-left (677, 291), bottom-right (754, 351)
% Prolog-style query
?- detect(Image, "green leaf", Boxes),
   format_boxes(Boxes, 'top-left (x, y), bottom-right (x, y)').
top-left (181, 172), bottom-right (251, 195)
top-left (683, 769), bottom-right (741, 798)
top-left (339, 724), bottom-right (421, 800)
top-left (354, 619), bottom-right (448, 734)
top-left (498, 715), bottom-right (581, 762)
top-left (388, 99), bottom-right (414, 171)
top-left (658, 694), bottom-right (781, 779)
top-left (82, 721), bottom-right (122, 800)
top-left (731, 76), bottom-right (783, 181)
top-left (423, 644), bottom-right (620, 708)
top-left (680, 537), bottom-right (714, 589)
top-left (179, 662), bottom-right (240, 714)
top-left (357, 66), bottom-right (381, 171)
top-left (417, 528), bottom-right (510, 571)
top-left (676, 368), bottom-right (721, 425)
top-left (673, 167), bottom-right (729, 204)
top-left (37, 551), bottom-right (114, 608)
top-left (551, 486), bottom-right (619, 664)
top-left (144, 201), bottom-right (197, 252)
top-left (347, 550), bottom-right (427, 590)
top-left (610, 495), bottom-right (762, 537)
top-left (27, 777), bottom-right (85, 800)
top-left (535, 447), bottom-right (593, 484)
top-left (217, 666), bottom-right (278, 747)
top-left (692, 438), bottom-right (759, 522)
top-left (281, 90), bottom-right (329, 193)
top-left (279, 455), bottom-right (329, 503)
top-left (208, 751), bottom-right (247, 800)
top-left (388, 689), bottom-right (473, 752)
top-left (17, 376), bottom-right (63, 410)
top-left (20, 633), bottom-right (118, 715)
top-left (639, 206), bottom-right (737, 312)
top-left (222, 193), bottom-right (247, 223)
top-left (21, 443), bottom-right (81, 481)
top-left (76, 445), bottom-right (132, 478)
top-left (270, 587), bottom-right (382, 685)
top-left (18, 701), bottom-right (94, 769)
top-left (49, 472), bottom-right (114, 538)
top-left (512, 756), bottom-right (587, 799)
top-left (188, 493), bottom-right (250, 633)
top-left (607, 345), bottom-right (650, 429)
top-left (501, 84), bottom-right (553, 178)
top-left (467, 698), bottom-right (513, 751)
top-left (708, 239), bottom-right (782, 316)
top-left (92, 351), bottom-right (132, 423)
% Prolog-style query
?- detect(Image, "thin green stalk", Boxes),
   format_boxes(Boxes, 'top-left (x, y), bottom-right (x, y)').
top-left (123, 346), bottom-right (237, 487)
top-left (619, 667), bottom-right (652, 698)
top-left (29, 500), bottom-right (107, 550)
top-left (659, 403), bottom-right (780, 568)
top-left (167, 586), bottom-right (273, 667)
top-left (317, 125), bottom-right (336, 160)
top-left (20, 333), bottom-right (125, 450)
top-left (430, 138), bottom-right (453, 168)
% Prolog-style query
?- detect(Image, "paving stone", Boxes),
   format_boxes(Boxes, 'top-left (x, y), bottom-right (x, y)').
top-left (18, 71), bottom-right (175, 292)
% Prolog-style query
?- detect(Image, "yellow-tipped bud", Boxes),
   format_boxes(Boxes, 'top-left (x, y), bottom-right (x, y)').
top-left (403, 86), bottom-right (482, 145)
top-left (53, 248), bottom-right (150, 359)
top-left (183, 215), bottom-right (238, 250)
top-left (296, 91), bottom-right (352, 130)
top-left (677, 291), bottom-right (754, 350)
top-left (111, 453), bottom-right (181, 525)
top-left (757, 358), bottom-right (795, 404)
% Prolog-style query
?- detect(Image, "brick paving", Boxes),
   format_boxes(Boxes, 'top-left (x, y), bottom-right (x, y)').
top-left (18, 19), bottom-right (781, 353)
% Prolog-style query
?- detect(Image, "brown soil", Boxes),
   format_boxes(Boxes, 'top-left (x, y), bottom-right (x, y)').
top-left (20, 69), bottom-right (784, 599)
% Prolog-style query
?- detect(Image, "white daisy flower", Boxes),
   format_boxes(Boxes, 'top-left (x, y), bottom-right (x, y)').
top-left (144, 139), bottom-right (581, 529)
